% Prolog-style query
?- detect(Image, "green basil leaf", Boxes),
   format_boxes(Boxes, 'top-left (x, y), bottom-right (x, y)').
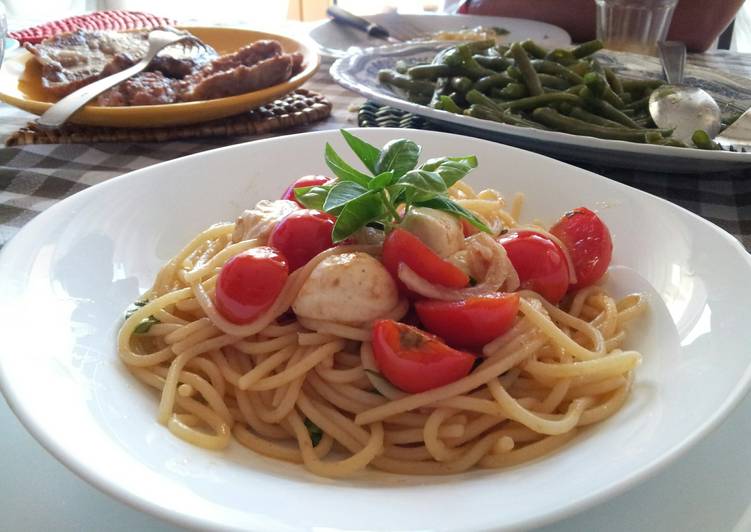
top-left (304, 418), bottom-right (323, 447)
top-left (419, 155), bottom-right (478, 187)
top-left (125, 299), bottom-right (148, 320)
top-left (397, 169), bottom-right (448, 203)
top-left (367, 171), bottom-right (394, 191)
top-left (325, 143), bottom-right (371, 186)
top-left (323, 181), bottom-right (368, 215)
top-left (340, 129), bottom-right (381, 174)
top-left (332, 190), bottom-right (386, 242)
top-left (134, 315), bottom-right (160, 334)
top-left (415, 196), bottom-right (491, 233)
top-left (295, 184), bottom-right (332, 210)
top-left (375, 139), bottom-right (421, 178)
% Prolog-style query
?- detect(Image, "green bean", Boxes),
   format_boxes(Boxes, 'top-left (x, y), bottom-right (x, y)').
top-left (644, 131), bottom-right (664, 144)
top-left (473, 73), bottom-right (514, 92)
top-left (465, 39), bottom-right (497, 53)
top-left (408, 64), bottom-right (451, 80)
top-left (568, 61), bottom-right (591, 76)
top-left (580, 87), bottom-right (638, 127)
top-left (506, 65), bottom-right (523, 81)
top-left (692, 129), bottom-right (721, 150)
top-left (545, 49), bottom-right (578, 66)
top-left (530, 60), bottom-right (584, 85)
top-left (498, 92), bottom-right (582, 112)
top-left (538, 73), bottom-right (570, 90)
top-left (438, 95), bottom-right (464, 114)
top-left (440, 47), bottom-right (464, 67)
top-left (569, 107), bottom-right (627, 128)
top-left (583, 72), bottom-right (625, 108)
top-left (620, 79), bottom-right (664, 92)
top-left (466, 89), bottom-right (502, 109)
top-left (572, 39), bottom-right (604, 58)
top-left (498, 82), bottom-right (529, 99)
top-left (604, 67), bottom-right (624, 96)
top-left (565, 84), bottom-right (585, 94)
top-left (559, 102), bottom-right (577, 115)
top-left (465, 104), bottom-right (548, 129)
top-left (378, 69), bottom-right (436, 95)
top-left (521, 39), bottom-right (548, 59)
top-left (474, 54), bottom-right (510, 71)
top-left (495, 45), bottom-right (510, 56)
top-left (451, 76), bottom-right (473, 93)
top-left (448, 45), bottom-right (498, 79)
top-left (532, 107), bottom-right (651, 142)
top-left (623, 94), bottom-right (650, 111)
top-left (510, 42), bottom-right (544, 96)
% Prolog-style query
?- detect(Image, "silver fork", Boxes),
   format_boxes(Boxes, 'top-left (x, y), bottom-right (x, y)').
top-left (36, 28), bottom-right (203, 129)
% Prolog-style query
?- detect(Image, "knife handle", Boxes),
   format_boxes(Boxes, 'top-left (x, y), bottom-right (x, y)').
top-left (326, 5), bottom-right (389, 39)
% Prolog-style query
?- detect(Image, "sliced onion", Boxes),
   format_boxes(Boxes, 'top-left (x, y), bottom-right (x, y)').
top-left (398, 233), bottom-right (519, 301)
top-left (505, 225), bottom-right (578, 285)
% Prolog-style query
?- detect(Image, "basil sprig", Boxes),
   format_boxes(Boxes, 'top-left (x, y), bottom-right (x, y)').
top-left (296, 130), bottom-right (490, 242)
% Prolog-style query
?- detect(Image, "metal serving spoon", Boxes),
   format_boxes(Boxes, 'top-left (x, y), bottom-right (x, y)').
top-left (36, 28), bottom-right (204, 130)
top-left (648, 41), bottom-right (721, 144)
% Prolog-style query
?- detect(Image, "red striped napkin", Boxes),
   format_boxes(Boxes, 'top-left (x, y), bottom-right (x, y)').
top-left (9, 10), bottom-right (178, 44)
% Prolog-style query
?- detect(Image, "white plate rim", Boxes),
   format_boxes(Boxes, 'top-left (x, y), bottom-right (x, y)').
top-left (1, 128), bottom-right (751, 531)
top-left (309, 12), bottom-right (572, 58)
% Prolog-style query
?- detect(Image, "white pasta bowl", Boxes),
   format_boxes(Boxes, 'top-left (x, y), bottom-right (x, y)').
top-left (1, 129), bottom-right (750, 531)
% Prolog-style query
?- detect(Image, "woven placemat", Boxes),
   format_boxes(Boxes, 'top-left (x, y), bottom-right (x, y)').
top-left (6, 89), bottom-right (332, 146)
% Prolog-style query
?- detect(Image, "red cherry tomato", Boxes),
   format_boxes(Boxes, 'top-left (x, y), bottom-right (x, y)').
top-left (415, 293), bottom-right (520, 349)
top-left (498, 230), bottom-right (570, 303)
top-left (281, 175), bottom-right (331, 206)
top-left (372, 320), bottom-right (476, 393)
top-left (382, 229), bottom-right (469, 294)
top-left (268, 209), bottom-right (336, 271)
top-left (550, 207), bottom-right (613, 290)
top-left (215, 247), bottom-right (288, 325)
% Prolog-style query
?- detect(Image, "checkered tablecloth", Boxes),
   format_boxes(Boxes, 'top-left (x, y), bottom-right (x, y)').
top-left (2, 53), bottom-right (751, 250)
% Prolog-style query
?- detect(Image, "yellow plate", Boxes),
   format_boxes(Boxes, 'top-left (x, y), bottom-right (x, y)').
top-left (0, 27), bottom-right (320, 128)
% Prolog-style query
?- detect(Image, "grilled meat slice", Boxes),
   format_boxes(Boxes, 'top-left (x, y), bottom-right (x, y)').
top-left (183, 54), bottom-right (294, 101)
top-left (96, 71), bottom-right (180, 106)
top-left (26, 29), bottom-right (216, 97)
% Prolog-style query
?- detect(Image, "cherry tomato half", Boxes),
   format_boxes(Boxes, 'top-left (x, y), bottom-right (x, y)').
top-left (498, 230), bottom-right (570, 303)
top-left (550, 207), bottom-right (613, 290)
top-left (281, 175), bottom-right (332, 207)
top-left (372, 320), bottom-right (476, 393)
top-left (415, 293), bottom-right (520, 349)
top-left (215, 247), bottom-right (289, 325)
top-left (382, 229), bottom-right (469, 294)
top-left (268, 209), bottom-right (336, 272)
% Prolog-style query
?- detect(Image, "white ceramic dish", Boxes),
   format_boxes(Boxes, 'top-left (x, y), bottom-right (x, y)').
top-left (1, 129), bottom-right (751, 531)
top-left (331, 43), bottom-right (751, 172)
top-left (309, 13), bottom-right (571, 57)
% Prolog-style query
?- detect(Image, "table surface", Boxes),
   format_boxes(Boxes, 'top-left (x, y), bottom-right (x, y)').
top-left (1, 27), bottom-right (751, 532)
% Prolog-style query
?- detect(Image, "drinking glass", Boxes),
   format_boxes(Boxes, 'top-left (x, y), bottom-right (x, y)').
top-left (595, 0), bottom-right (678, 55)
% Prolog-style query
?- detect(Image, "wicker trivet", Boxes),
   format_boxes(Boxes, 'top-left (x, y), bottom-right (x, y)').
top-left (6, 89), bottom-right (332, 146)
top-left (357, 101), bottom-right (431, 130)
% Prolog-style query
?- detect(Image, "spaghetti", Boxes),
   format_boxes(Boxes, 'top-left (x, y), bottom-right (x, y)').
top-left (118, 179), bottom-right (646, 478)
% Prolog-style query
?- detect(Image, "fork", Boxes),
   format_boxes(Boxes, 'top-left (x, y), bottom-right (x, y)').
top-left (35, 28), bottom-right (204, 129)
